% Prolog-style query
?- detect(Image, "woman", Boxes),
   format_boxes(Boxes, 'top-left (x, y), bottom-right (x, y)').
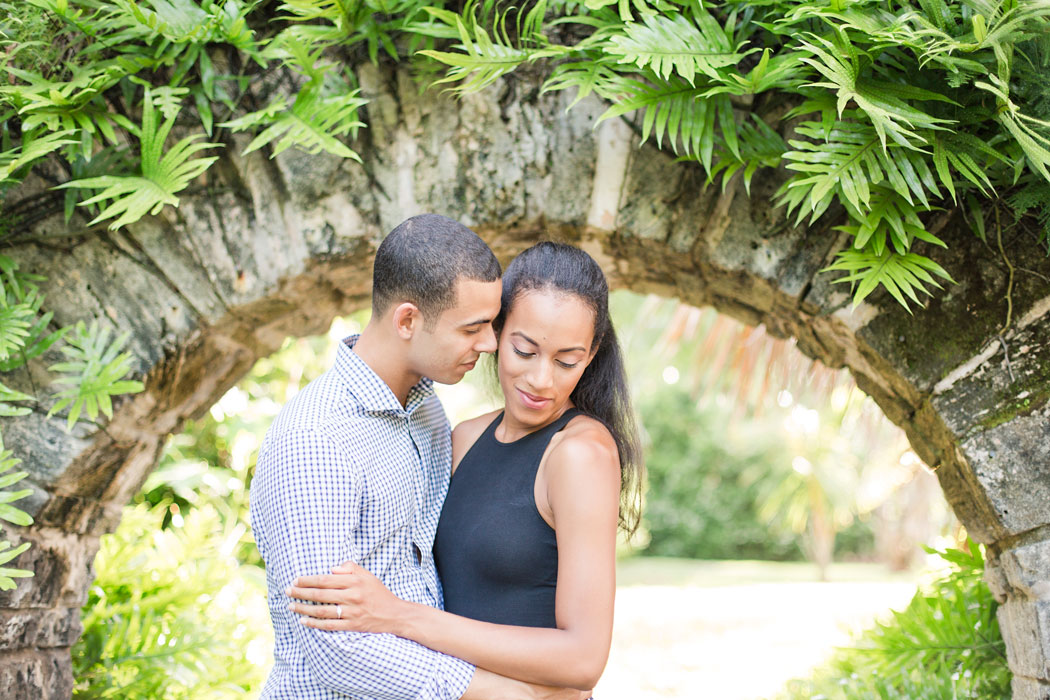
top-left (287, 242), bottom-right (643, 691)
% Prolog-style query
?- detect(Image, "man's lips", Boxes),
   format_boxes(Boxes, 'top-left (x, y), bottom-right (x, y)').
top-left (517, 388), bottom-right (551, 409)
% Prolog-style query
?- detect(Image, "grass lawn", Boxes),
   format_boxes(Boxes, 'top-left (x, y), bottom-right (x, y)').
top-left (615, 556), bottom-right (918, 587)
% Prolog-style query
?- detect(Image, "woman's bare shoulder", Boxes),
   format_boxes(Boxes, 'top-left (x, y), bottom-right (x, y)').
top-left (451, 408), bottom-right (503, 473)
top-left (550, 414), bottom-right (620, 473)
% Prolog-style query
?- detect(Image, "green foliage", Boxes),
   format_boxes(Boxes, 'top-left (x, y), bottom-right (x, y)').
top-left (47, 320), bottom-right (144, 430)
top-left (639, 387), bottom-right (804, 560)
top-left (414, 0), bottom-right (1050, 310)
top-left (4, 0), bottom-right (1048, 311)
top-left (72, 503), bottom-right (269, 699)
top-left (779, 544), bottom-right (1010, 700)
top-left (0, 433), bottom-right (34, 590)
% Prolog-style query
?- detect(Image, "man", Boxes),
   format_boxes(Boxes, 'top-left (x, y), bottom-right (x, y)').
top-left (250, 214), bottom-right (579, 699)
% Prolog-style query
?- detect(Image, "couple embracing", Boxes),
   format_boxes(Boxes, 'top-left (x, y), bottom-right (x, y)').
top-left (249, 214), bottom-right (643, 699)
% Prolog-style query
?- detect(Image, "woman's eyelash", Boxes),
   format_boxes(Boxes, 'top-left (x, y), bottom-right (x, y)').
top-left (512, 347), bottom-right (577, 368)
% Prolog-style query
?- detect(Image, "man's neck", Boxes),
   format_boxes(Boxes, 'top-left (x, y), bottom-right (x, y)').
top-left (351, 326), bottom-right (420, 408)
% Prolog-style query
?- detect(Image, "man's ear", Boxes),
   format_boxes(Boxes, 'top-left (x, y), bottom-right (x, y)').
top-left (391, 302), bottom-right (422, 340)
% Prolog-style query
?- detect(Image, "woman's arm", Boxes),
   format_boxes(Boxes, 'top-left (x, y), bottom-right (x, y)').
top-left (288, 426), bottom-right (621, 690)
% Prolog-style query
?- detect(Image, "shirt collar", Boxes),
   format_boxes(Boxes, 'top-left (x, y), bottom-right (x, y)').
top-left (335, 334), bottom-right (436, 415)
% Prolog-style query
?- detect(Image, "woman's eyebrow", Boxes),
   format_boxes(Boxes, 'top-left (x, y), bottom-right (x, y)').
top-left (511, 331), bottom-right (585, 353)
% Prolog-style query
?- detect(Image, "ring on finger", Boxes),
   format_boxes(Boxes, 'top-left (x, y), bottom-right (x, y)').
top-left (336, 605), bottom-right (342, 619)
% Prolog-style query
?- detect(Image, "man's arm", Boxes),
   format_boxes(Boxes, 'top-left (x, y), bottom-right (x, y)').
top-left (254, 427), bottom-right (474, 700)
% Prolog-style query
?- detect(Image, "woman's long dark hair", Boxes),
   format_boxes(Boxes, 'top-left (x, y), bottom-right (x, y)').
top-left (494, 242), bottom-right (644, 535)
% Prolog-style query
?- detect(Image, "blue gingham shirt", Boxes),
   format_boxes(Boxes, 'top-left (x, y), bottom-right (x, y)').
top-left (250, 335), bottom-right (475, 699)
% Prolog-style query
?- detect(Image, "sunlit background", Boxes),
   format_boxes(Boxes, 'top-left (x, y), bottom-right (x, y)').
top-left (72, 292), bottom-right (1006, 699)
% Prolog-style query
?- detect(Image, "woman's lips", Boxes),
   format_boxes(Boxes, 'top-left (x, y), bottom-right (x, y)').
top-left (517, 388), bottom-right (551, 410)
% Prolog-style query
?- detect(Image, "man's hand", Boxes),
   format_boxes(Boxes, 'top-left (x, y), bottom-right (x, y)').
top-left (461, 669), bottom-right (591, 700)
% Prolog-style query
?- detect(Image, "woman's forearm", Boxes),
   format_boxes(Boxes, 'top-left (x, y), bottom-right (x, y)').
top-left (394, 600), bottom-right (607, 690)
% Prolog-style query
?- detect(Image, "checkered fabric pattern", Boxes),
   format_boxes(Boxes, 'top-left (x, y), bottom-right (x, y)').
top-left (250, 335), bottom-right (475, 699)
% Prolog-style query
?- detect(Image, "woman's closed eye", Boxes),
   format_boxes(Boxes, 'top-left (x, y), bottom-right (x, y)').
top-left (512, 347), bottom-right (534, 359)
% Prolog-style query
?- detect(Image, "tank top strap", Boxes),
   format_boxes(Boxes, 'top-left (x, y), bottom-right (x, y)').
top-left (485, 407), bottom-right (581, 447)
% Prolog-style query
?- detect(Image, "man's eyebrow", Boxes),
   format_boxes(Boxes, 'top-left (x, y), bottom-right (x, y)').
top-left (511, 331), bottom-right (585, 353)
top-left (458, 318), bottom-right (493, 328)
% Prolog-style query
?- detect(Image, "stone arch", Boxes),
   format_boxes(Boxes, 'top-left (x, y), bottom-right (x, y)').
top-left (2, 63), bottom-right (1048, 698)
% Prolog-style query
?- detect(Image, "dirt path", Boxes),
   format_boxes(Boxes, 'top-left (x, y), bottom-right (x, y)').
top-left (593, 581), bottom-right (917, 700)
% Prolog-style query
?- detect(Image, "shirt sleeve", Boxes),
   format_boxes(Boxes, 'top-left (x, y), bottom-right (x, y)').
top-left (253, 427), bottom-right (475, 700)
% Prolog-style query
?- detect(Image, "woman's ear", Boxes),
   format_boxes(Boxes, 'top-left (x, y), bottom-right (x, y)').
top-left (391, 302), bottom-right (421, 340)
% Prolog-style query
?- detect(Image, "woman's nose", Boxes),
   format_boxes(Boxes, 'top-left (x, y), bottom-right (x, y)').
top-left (527, 361), bottom-right (554, 390)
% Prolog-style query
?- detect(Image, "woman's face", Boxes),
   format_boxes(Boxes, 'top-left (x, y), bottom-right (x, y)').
top-left (497, 289), bottom-right (596, 431)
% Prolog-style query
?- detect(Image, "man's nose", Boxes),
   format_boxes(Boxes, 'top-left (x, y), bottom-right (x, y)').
top-left (476, 325), bottom-right (497, 353)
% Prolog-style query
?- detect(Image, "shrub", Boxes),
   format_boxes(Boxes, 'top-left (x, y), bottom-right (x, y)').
top-left (778, 544), bottom-right (1009, 700)
top-left (639, 387), bottom-right (802, 560)
top-left (72, 503), bottom-right (270, 699)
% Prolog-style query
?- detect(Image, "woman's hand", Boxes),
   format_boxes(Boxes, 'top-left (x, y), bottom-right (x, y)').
top-left (286, 561), bottom-right (405, 634)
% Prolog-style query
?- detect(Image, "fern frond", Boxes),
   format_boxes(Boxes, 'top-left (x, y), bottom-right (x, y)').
top-left (0, 432), bottom-right (34, 589)
top-left (58, 87), bottom-right (221, 230)
top-left (835, 187), bottom-right (945, 256)
top-left (604, 9), bottom-right (755, 86)
top-left (418, 3), bottom-right (558, 94)
top-left (824, 247), bottom-right (955, 310)
top-left (46, 321), bottom-right (145, 430)
top-left (976, 73), bottom-right (1050, 182)
top-left (779, 120), bottom-right (943, 224)
top-left (0, 129), bottom-right (79, 184)
top-left (543, 56), bottom-right (632, 106)
top-left (796, 32), bottom-right (955, 149)
top-left (709, 114), bottom-right (788, 194)
top-left (597, 75), bottom-right (736, 168)
top-left (222, 82), bottom-right (366, 160)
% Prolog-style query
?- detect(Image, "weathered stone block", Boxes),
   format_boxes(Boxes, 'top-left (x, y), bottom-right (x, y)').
top-left (1003, 541), bottom-right (1050, 602)
top-left (1013, 676), bottom-right (1050, 700)
top-left (0, 608), bottom-right (81, 651)
top-left (931, 308), bottom-right (1050, 437)
top-left (0, 529), bottom-right (97, 610)
top-left (0, 649), bottom-right (73, 700)
top-left (961, 407), bottom-right (1050, 536)
top-left (999, 599), bottom-right (1050, 680)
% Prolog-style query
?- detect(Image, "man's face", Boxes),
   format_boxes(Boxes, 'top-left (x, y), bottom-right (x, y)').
top-left (407, 277), bottom-right (502, 384)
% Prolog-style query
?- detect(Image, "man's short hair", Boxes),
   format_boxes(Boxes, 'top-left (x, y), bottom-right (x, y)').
top-left (372, 214), bottom-right (501, 327)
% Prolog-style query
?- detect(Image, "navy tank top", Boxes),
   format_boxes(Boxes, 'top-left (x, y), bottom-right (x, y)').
top-left (433, 408), bottom-right (580, 628)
